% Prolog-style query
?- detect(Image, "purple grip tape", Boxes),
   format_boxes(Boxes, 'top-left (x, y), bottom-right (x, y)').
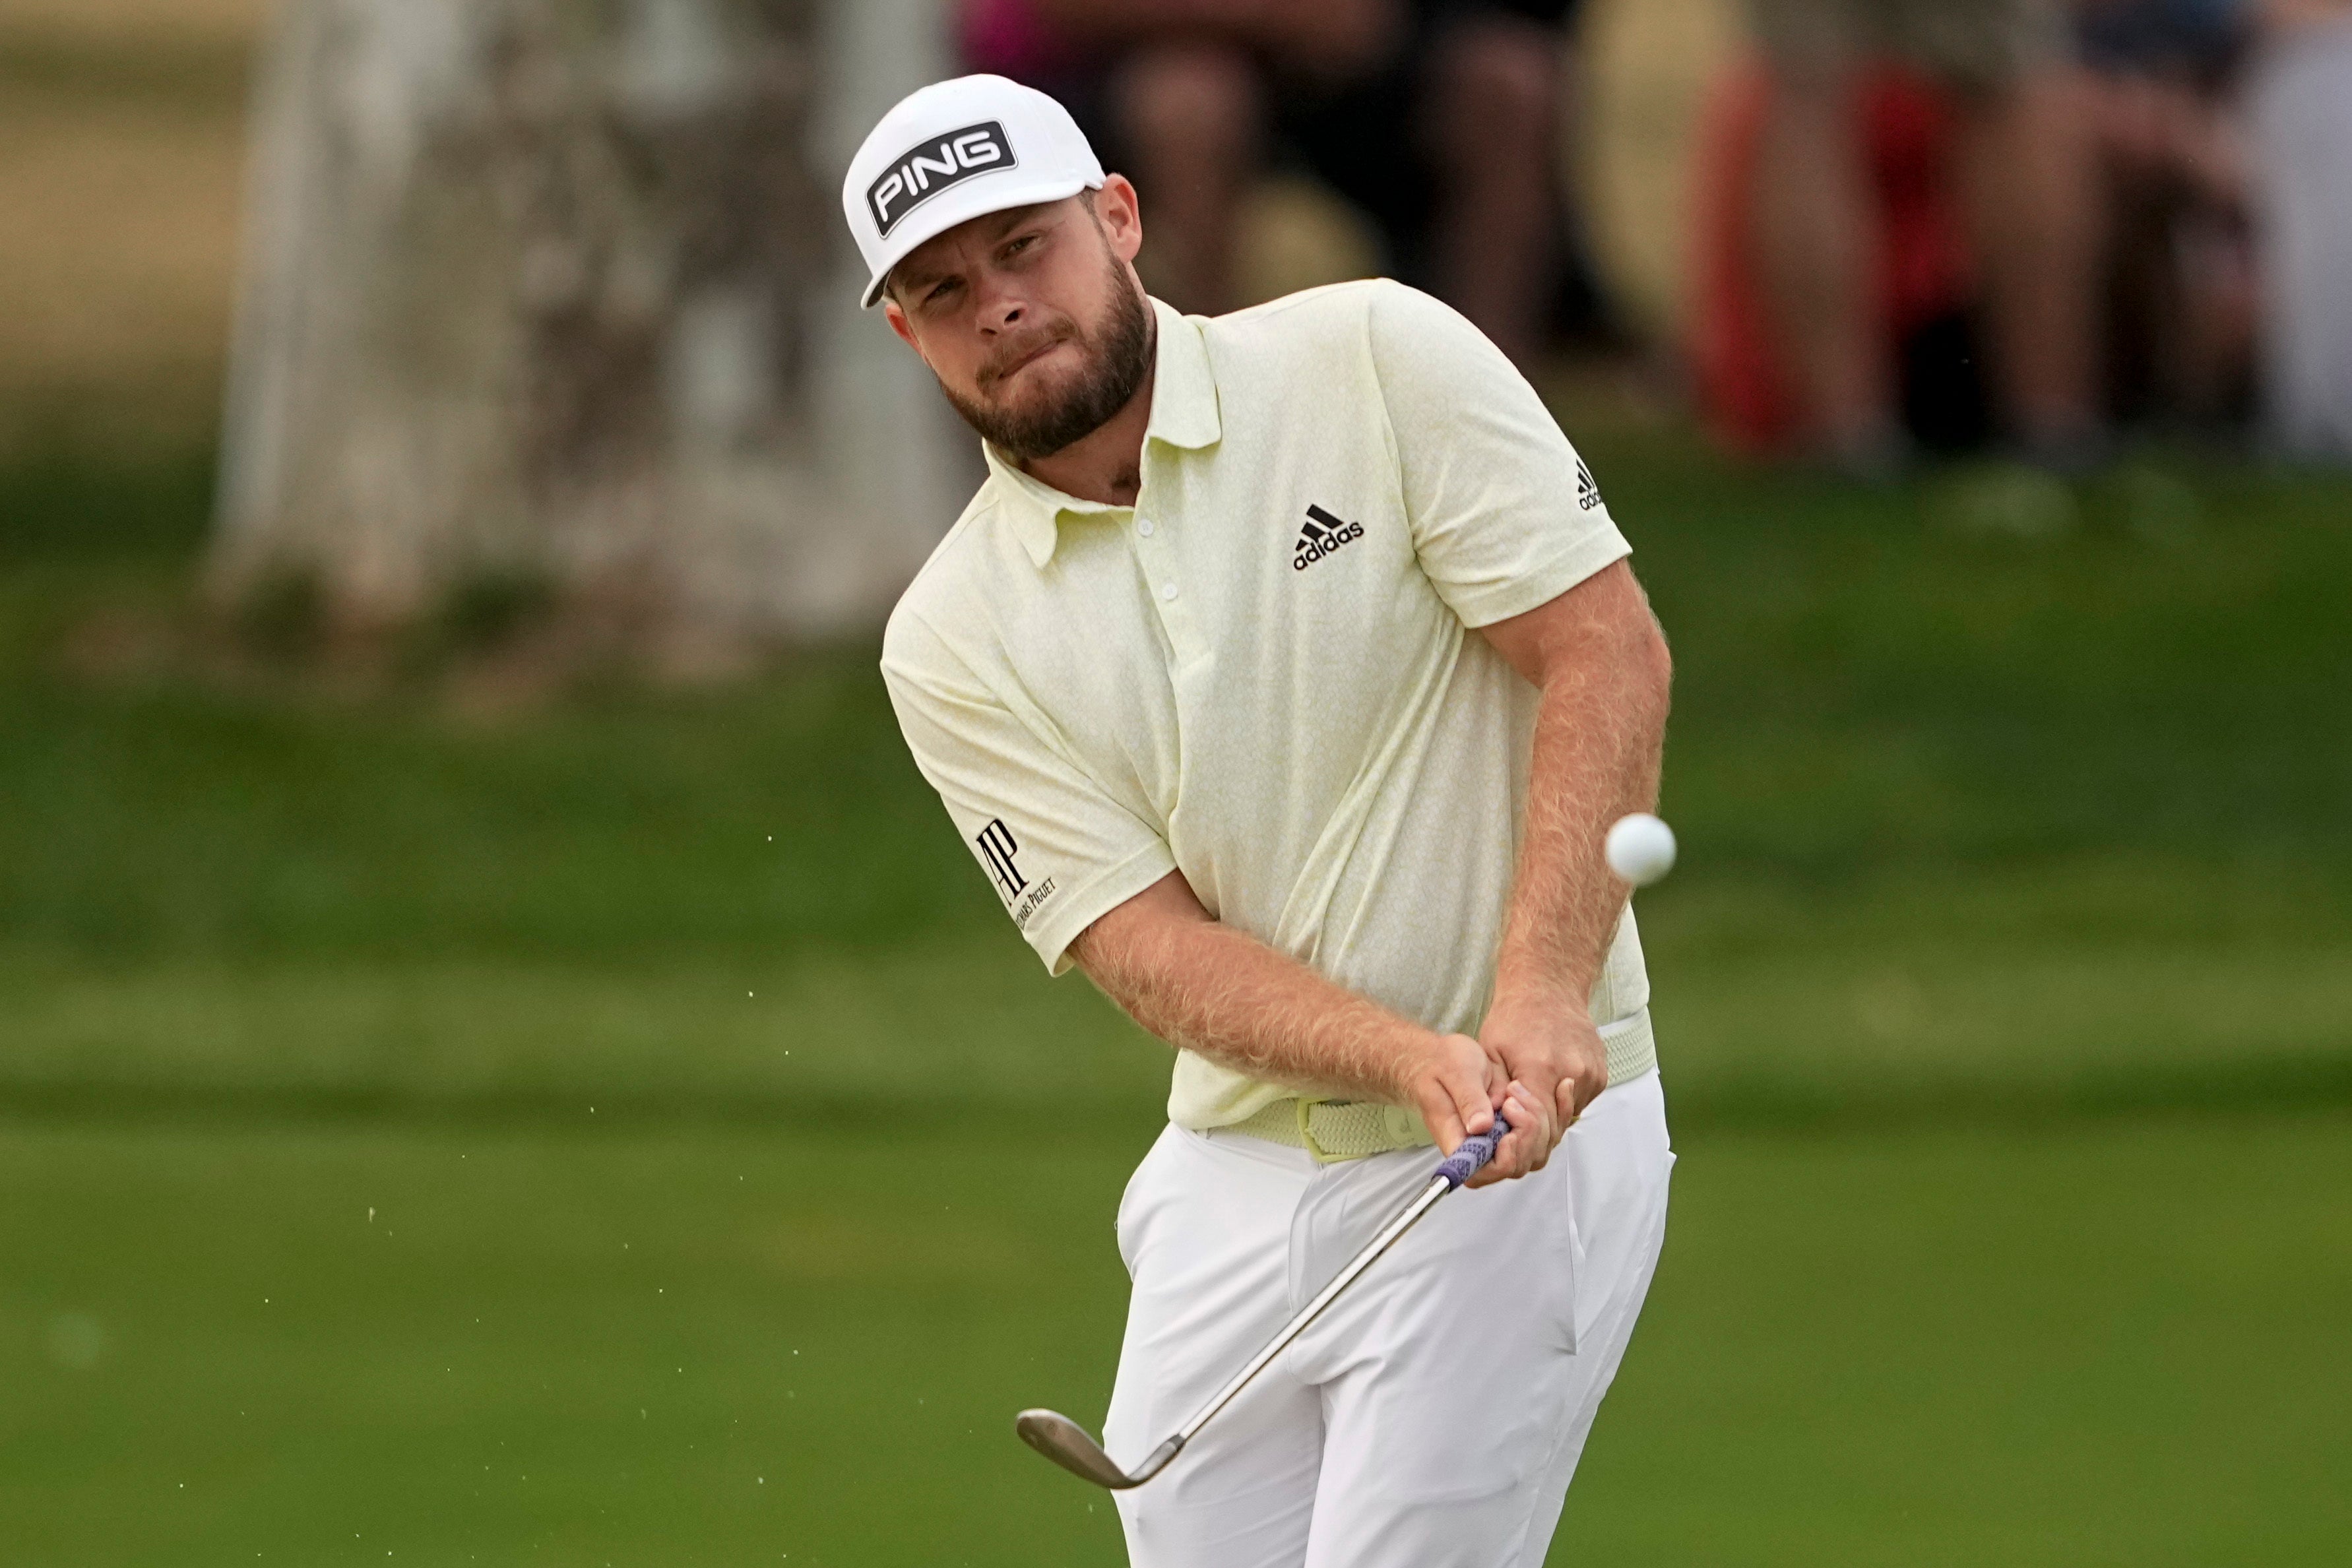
top-left (1433, 1113), bottom-right (1513, 1189)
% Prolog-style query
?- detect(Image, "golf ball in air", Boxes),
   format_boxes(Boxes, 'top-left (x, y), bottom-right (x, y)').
top-left (1605, 813), bottom-right (1677, 887)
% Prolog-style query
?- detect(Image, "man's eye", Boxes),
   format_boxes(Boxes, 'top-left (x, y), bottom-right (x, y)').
top-left (1003, 234), bottom-right (1038, 259)
top-left (924, 279), bottom-right (959, 306)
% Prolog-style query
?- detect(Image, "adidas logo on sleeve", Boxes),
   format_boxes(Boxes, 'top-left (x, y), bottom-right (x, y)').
top-left (1292, 503), bottom-right (1364, 571)
top-left (1575, 458), bottom-right (1603, 512)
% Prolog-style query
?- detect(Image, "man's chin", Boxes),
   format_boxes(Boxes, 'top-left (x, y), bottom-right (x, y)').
top-left (943, 335), bottom-right (1139, 459)
top-left (982, 369), bottom-right (1085, 428)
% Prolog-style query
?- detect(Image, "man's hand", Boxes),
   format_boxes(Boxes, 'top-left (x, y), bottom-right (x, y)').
top-left (1469, 985), bottom-right (1608, 1188)
top-left (1395, 1032), bottom-right (1498, 1155)
top-left (1393, 1032), bottom-right (1558, 1188)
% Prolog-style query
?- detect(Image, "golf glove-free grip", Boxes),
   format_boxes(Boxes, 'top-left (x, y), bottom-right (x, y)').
top-left (1433, 1113), bottom-right (1513, 1189)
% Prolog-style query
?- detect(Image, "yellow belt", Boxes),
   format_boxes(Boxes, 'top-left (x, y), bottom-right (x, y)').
top-left (1224, 1009), bottom-right (1658, 1165)
top-left (1229, 1098), bottom-right (1432, 1162)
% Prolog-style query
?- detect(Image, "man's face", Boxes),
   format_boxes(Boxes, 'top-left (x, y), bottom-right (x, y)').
top-left (883, 179), bottom-right (1155, 462)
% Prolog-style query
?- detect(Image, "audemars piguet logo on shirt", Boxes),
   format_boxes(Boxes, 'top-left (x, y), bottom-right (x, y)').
top-left (976, 817), bottom-right (1056, 929)
top-left (975, 817), bottom-right (1024, 896)
top-left (1007, 877), bottom-right (1057, 929)
top-left (1292, 504), bottom-right (1364, 571)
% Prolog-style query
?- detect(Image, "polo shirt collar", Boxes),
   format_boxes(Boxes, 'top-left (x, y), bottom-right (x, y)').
top-left (1145, 298), bottom-right (1223, 453)
top-left (986, 298), bottom-right (1223, 569)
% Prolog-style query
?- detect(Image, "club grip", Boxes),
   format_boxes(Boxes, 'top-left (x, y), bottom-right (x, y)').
top-left (1433, 1112), bottom-right (1513, 1190)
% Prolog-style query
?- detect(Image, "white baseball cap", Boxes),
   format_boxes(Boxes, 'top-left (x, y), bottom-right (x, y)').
top-left (842, 74), bottom-right (1106, 309)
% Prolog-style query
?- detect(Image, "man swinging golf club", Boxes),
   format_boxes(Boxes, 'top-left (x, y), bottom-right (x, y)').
top-left (846, 74), bottom-right (1676, 1567)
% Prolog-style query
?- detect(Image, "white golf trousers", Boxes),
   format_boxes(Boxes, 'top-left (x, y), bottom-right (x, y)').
top-left (1104, 1069), bottom-right (1674, 1567)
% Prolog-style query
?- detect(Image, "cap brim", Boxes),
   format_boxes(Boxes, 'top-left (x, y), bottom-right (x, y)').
top-left (861, 174), bottom-right (1099, 309)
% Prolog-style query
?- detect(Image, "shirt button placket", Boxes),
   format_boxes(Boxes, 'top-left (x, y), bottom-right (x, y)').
top-left (1135, 513), bottom-right (1174, 606)
top-left (1135, 505), bottom-right (1195, 660)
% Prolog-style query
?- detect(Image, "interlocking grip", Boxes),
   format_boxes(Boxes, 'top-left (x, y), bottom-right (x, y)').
top-left (1432, 1113), bottom-right (1513, 1190)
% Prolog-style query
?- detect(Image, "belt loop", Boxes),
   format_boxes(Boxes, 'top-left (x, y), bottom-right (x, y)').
top-left (1293, 1097), bottom-right (1341, 1165)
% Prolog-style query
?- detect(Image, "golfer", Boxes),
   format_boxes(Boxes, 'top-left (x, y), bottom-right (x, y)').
top-left (845, 75), bottom-right (1675, 1567)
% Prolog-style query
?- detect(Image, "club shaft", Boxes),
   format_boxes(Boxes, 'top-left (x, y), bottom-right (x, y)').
top-left (1171, 1174), bottom-right (1451, 1445)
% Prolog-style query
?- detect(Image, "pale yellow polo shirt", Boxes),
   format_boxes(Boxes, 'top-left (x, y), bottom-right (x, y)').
top-left (880, 280), bottom-right (1653, 1131)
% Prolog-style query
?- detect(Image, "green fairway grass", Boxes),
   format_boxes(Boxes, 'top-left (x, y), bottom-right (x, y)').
top-left (5, 1108), bottom-right (2346, 1566)
top-left (4, 446), bottom-right (2347, 1121)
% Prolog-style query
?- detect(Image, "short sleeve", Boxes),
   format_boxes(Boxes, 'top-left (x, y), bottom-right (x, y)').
top-left (881, 609), bottom-right (1178, 974)
top-left (1366, 282), bottom-right (1630, 627)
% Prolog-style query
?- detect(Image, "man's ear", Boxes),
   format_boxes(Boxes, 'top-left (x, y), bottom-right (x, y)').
top-left (883, 298), bottom-right (920, 352)
top-left (1095, 175), bottom-right (1145, 266)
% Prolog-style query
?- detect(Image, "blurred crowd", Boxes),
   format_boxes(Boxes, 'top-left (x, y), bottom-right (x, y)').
top-left (954, 0), bottom-right (2352, 469)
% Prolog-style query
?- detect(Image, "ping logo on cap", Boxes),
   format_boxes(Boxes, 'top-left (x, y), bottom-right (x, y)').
top-left (866, 120), bottom-right (1017, 238)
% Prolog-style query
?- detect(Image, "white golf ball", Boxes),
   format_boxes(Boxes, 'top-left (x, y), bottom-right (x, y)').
top-left (1605, 813), bottom-right (1677, 887)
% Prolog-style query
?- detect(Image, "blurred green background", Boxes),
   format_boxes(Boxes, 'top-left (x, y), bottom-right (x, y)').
top-left (4, 3), bottom-right (2351, 1565)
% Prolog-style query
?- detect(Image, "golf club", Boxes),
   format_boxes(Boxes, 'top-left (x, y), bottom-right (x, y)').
top-left (1014, 1111), bottom-right (1514, 1490)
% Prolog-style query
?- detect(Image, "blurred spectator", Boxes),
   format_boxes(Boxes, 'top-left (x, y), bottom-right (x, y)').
top-left (1744, 0), bottom-right (2106, 475)
top-left (1692, 59), bottom-right (1992, 458)
top-left (1697, 1), bottom-right (2262, 462)
top-left (2079, 0), bottom-right (2257, 433)
top-left (959, 0), bottom-right (1586, 367)
top-left (2247, 0), bottom-right (2352, 457)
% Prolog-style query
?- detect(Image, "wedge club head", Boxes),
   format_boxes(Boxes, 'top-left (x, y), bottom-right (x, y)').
top-left (1015, 1409), bottom-right (1182, 1491)
top-left (1015, 1118), bottom-right (1512, 1493)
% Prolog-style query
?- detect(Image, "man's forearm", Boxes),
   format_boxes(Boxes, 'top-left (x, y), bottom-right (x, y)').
top-left (1488, 573), bottom-right (1673, 1009)
top-left (1069, 873), bottom-right (1432, 1102)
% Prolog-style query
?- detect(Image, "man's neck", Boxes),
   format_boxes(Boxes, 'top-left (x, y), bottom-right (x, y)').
top-left (1020, 363), bottom-right (1156, 509)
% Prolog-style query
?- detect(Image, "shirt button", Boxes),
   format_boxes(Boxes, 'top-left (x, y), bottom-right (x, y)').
top-left (1160, 582), bottom-right (1179, 602)
top-left (1137, 518), bottom-right (1155, 537)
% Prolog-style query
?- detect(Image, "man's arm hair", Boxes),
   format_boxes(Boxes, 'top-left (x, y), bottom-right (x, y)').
top-left (1069, 873), bottom-right (1496, 1146)
top-left (1478, 560), bottom-right (1673, 1033)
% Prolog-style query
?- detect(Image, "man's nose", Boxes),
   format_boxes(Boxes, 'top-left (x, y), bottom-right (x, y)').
top-left (976, 281), bottom-right (1026, 334)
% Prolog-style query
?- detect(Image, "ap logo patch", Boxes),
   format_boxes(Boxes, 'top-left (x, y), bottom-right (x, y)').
top-left (974, 817), bottom-right (1025, 898)
top-left (974, 816), bottom-right (1057, 931)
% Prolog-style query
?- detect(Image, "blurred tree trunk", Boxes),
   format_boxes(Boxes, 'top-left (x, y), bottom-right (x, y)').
top-left (213, 0), bottom-right (962, 656)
